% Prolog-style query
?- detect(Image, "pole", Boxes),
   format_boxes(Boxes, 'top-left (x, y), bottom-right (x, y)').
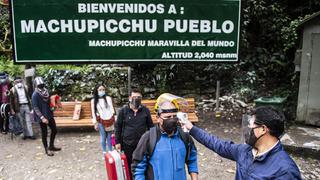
top-left (24, 64), bottom-right (34, 97)
top-left (215, 80), bottom-right (221, 118)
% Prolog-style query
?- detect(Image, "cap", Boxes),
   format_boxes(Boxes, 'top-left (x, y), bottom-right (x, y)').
top-left (34, 77), bottom-right (45, 86)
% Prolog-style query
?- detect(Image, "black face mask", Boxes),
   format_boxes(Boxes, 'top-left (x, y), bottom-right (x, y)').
top-left (131, 98), bottom-right (141, 109)
top-left (161, 117), bottom-right (178, 135)
top-left (244, 127), bottom-right (264, 147)
top-left (38, 84), bottom-right (45, 89)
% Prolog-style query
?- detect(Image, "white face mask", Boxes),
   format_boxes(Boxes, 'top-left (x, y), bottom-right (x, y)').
top-left (17, 82), bottom-right (23, 88)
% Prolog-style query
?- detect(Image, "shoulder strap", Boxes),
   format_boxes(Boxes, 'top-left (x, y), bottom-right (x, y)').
top-left (177, 127), bottom-right (192, 164)
top-left (120, 105), bottom-right (129, 144)
top-left (147, 126), bottom-right (160, 160)
top-left (145, 126), bottom-right (192, 163)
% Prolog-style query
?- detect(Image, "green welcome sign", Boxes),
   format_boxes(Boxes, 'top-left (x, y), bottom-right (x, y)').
top-left (11, 0), bottom-right (241, 63)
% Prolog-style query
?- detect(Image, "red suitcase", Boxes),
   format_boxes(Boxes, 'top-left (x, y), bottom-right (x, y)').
top-left (105, 150), bottom-right (131, 180)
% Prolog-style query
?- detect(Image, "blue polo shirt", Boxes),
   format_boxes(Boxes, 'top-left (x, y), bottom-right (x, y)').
top-left (190, 126), bottom-right (301, 180)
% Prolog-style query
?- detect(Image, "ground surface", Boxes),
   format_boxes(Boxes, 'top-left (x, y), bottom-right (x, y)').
top-left (1, 114), bottom-right (319, 180)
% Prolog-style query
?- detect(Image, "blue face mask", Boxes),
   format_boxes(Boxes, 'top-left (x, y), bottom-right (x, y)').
top-left (98, 91), bottom-right (105, 97)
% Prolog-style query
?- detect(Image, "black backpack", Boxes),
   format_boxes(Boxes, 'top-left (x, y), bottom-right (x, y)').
top-left (146, 125), bottom-right (193, 164)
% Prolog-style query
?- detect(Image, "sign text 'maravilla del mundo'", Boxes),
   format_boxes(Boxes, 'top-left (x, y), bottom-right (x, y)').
top-left (11, 0), bottom-right (241, 63)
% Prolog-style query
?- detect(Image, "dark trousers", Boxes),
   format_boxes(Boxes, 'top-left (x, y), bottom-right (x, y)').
top-left (40, 119), bottom-right (57, 149)
top-left (122, 143), bottom-right (137, 178)
top-left (0, 103), bottom-right (10, 132)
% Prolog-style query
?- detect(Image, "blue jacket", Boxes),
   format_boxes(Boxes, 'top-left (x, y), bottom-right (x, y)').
top-left (190, 126), bottom-right (301, 180)
top-left (32, 91), bottom-right (54, 122)
top-left (132, 127), bottom-right (198, 180)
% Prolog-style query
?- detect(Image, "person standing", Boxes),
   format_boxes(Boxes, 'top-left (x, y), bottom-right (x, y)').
top-left (0, 72), bottom-right (11, 134)
top-left (115, 88), bottom-right (154, 175)
top-left (181, 106), bottom-right (301, 179)
top-left (132, 99), bottom-right (199, 180)
top-left (32, 77), bottom-right (61, 156)
top-left (10, 76), bottom-right (35, 140)
top-left (91, 84), bottom-right (116, 157)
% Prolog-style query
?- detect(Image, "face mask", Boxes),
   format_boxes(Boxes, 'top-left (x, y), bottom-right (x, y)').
top-left (130, 98), bottom-right (141, 109)
top-left (17, 82), bottom-right (23, 88)
top-left (244, 127), bottom-right (264, 147)
top-left (0, 79), bottom-right (6, 84)
top-left (98, 91), bottom-right (105, 97)
top-left (161, 117), bottom-right (178, 135)
top-left (38, 84), bottom-right (45, 89)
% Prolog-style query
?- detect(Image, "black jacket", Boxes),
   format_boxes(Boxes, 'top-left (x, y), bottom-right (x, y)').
top-left (115, 104), bottom-right (154, 146)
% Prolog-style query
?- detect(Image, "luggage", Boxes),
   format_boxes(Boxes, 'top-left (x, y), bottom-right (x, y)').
top-left (105, 150), bottom-right (130, 180)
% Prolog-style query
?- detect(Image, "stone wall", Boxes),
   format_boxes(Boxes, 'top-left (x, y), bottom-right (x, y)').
top-left (42, 64), bottom-right (245, 107)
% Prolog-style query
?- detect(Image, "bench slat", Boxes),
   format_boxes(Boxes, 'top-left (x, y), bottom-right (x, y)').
top-left (55, 98), bottom-right (198, 127)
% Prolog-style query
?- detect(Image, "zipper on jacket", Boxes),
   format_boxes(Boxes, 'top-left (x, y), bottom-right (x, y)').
top-left (170, 137), bottom-right (175, 180)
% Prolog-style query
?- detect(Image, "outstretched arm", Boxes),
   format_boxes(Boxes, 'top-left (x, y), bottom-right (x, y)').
top-left (190, 126), bottom-right (243, 161)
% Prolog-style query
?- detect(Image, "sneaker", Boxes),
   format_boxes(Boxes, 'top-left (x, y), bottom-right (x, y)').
top-left (45, 149), bottom-right (54, 156)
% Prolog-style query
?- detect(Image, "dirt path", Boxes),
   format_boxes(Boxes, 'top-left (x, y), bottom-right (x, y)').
top-left (0, 118), bottom-right (319, 180)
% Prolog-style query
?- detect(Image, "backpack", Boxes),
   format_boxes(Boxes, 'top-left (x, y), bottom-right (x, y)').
top-left (8, 115), bottom-right (23, 136)
top-left (146, 126), bottom-right (193, 164)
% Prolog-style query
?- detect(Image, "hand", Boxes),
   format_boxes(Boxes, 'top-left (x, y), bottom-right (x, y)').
top-left (41, 117), bottom-right (49, 124)
top-left (94, 123), bottom-right (99, 131)
top-left (115, 144), bottom-right (121, 151)
top-left (11, 111), bottom-right (15, 116)
top-left (180, 119), bottom-right (193, 130)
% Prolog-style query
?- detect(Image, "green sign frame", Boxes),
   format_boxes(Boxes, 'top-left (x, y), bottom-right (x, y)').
top-left (11, 0), bottom-right (241, 63)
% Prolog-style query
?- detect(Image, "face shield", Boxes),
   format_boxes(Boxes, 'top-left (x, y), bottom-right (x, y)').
top-left (155, 93), bottom-right (190, 132)
top-left (155, 93), bottom-right (188, 113)
top-left (241, 114), bottom-right (255, 144)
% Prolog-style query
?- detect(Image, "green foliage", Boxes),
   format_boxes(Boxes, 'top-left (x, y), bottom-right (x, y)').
top-left (0, 6), bottom-right (11, 56)
top-left (36, 64), bottom-right (90, 77)
top-left (0, 56), bottom-right (23, 77)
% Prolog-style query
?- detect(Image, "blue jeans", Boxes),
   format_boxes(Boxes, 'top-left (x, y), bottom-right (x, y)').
top-left (98, 123), bottom-right (112, 153)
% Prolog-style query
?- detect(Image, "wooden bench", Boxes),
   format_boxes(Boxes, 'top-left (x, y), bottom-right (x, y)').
top-left (141, 98), bottom-right (199, 123)
top-left (54, 101), bottom-right (93, 127)
top-left (54, 98), bottom-right (198, 127)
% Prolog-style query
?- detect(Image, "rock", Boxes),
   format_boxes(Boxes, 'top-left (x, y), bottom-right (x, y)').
top-left (144, 87), bottom-right (156, 93)
top-left (203, 99), bottom-right (216, 103)
top-left (5, 154), bottom-right (13, 159)
top-left (226, 169), bottom-right (236, 174)
top-left (235, 100), bottom-right (248, 107)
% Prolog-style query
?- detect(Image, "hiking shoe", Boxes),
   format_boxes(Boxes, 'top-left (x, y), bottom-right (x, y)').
top-left (48, 146), bottom-right (61, 151)
top-left (29, 136), bottom-right (36, 140)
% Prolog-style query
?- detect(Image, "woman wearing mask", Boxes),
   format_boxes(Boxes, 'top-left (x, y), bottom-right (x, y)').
top-left (91, 84), bottom-right (116, 157)
top-left (32, 77), bottom-right (61, 156)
